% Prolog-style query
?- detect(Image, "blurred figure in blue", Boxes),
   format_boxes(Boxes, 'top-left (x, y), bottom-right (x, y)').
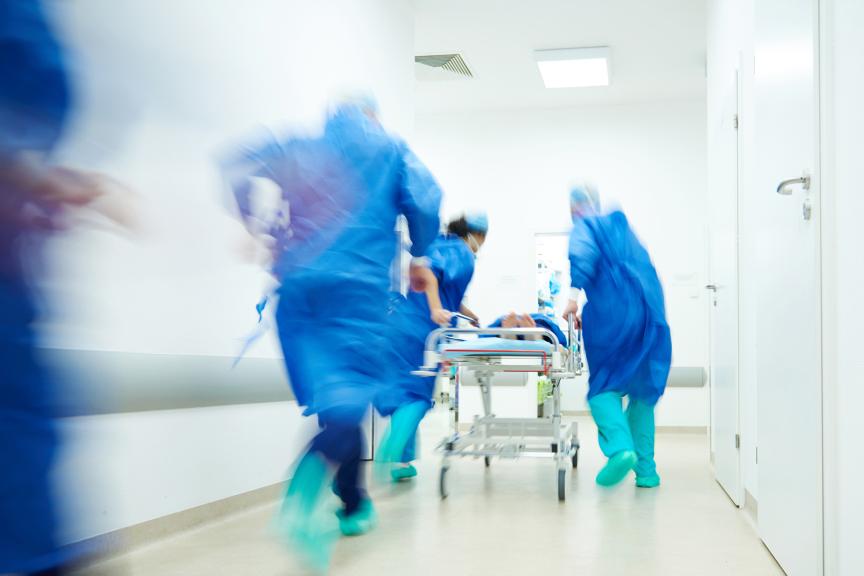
top-left (222, 96), bottom-right (441, 570)
top-left (375, 214), bottom-right (487, 482)
top-left (562, 183), bottom-right (671, 488)
top-left (0, 2), bottom-right (94, 574)
top-left (1, 1), bottom-right (137, 573)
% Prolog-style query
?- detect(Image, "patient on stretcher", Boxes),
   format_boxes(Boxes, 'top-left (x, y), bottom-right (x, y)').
top-left (487, 312), bottom-right (568, 349)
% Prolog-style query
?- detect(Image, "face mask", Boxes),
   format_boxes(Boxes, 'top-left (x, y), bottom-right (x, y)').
top-left (467, 234), bottom-right (482, 257)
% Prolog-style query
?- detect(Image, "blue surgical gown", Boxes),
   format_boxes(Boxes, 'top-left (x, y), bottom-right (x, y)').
top-left (379, 235), bottom-right (476, 413)
top-left (487, 313), bottom-right (568, 347)
top-left (569, 211), bottom-right (671, 405)
top-left (1, 0), bottom-right (74, 572)
top-left (224, 107), bottom-right (441, 421)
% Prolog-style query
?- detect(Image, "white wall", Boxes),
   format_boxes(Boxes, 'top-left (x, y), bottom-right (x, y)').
top-left (57, 402), bottom-right (312, 542)
top-left (415, 101), bottom-right (709, 426)
top-left (41, 0), bottom-right (416, 539)
top-left (822, 0), bottom-right (864, 573)
top-left (47, 0), bottom-right (415, 358)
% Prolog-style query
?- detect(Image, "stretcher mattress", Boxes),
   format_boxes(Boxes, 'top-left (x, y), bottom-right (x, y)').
top-left (441, 337), bottom-right (555, 358)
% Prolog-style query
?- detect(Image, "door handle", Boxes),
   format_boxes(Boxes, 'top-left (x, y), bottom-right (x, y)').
top-left (705, 284), bottom-right (718, 292)
top-left (776, 174), bottom-right (811, 195)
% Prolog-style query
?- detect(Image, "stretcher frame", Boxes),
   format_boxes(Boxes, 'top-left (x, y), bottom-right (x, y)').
top-left (414, 317), bottom-right (583, 501)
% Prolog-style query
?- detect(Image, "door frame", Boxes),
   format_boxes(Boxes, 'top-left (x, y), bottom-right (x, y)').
top-left (811, 0), bottom-right (826, 571)
top-left (817, 0), bottom-right (837, 572)
top-left (707, 65), bottom-right (744, 506)
top-left (813, 0), bottom-right (827, 572)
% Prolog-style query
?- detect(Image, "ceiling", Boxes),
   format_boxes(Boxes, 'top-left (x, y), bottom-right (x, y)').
top-left (414, 0), bottom-right (707, 113)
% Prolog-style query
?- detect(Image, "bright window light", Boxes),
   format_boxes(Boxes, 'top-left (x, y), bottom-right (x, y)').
top-left (535, 47), bottom-right (610, 88)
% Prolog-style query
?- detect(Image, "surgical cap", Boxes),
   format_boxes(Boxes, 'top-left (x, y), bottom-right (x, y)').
top-left (333, 90), bottom-right (379, 116)
top-left (465, 212), bottom-right (489, 234)
top-left (570, 182), bottom-right (601, 213)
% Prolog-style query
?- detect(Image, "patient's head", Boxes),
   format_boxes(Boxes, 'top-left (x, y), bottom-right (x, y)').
top-left (499, 312), bottom-right (565, 347)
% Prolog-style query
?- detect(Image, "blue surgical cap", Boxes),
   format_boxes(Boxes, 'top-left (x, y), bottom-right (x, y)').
top-left (333, 91), bottom-right (379, 116)
top-left (570, 182), bottom-right (600, 213)
top-left (465, 212), bottom-right (489, 234)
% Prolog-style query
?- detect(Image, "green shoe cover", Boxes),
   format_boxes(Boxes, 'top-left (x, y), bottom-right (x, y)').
top-left (390, 464), bottom-right (418, 482)
top-left (374, 402), bottom-right (427, 483)
top-left (596, 450), bottom-right (638, 487)
top-left (336, 499), bottom-right (378, 536)
top-left (636, 473), bottom-right (661, 488)
top-left (277, 454), bottom-right (337, 572)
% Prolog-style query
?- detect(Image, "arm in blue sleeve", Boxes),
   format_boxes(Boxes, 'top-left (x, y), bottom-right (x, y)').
top-left (569, 221), bottom-right (600, 289)
top-left (0, 0), bottom-right (72, 155)
top-left (397, 146), bottom-right (441, 257)
top-left (427, 247), bottom-right (452, 287)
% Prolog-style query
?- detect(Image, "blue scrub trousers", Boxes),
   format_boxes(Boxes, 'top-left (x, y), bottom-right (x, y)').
top-left (276, 275), bottom-right (387, 515)
top-left (1, 282), bottom-right (70, 575)
top-left (588, 392), bottom-right (657, 478)
top-left (308, 406), bottom-right (367, 514)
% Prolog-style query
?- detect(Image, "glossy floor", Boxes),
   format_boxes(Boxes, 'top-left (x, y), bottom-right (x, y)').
top-left (84, 414), bottom-right (783, 575)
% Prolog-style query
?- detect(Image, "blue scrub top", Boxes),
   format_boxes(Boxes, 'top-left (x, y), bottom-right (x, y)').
top-left (379, 235), bottom-right (476, 412)
top-left (569, 211), bottom-right (672, 404)
top-left (404, 234), bottom-right (475, 324)
top-left (223, 106), bottom-right (442, 415)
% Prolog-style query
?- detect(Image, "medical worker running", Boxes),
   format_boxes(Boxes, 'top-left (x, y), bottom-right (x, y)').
top-left (222, 96), bottom-right (441, 570)
top-left (377, 214), bottom-right (487, 482)
top-left (563, 183), bottom-right (671, 489)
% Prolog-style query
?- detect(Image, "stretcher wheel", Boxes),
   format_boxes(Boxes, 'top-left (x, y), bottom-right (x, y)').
top-left (484, 456), bottom-right (491, 468)
top-left (571, 448), bottom-right (579, 469)
top-left (558, 469), bottom-right (566, 502)
top-left (439, 466), bottom-right (449, 499)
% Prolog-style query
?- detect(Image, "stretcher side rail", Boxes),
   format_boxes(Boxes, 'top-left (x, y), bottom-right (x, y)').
top-left (416, 324), bottom-right (580, 376)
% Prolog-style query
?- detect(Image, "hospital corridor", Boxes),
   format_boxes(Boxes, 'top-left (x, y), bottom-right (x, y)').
top-left (1, 1), bottom-right (862, 576)
top-left (80, 414), bottom-right (783, 576)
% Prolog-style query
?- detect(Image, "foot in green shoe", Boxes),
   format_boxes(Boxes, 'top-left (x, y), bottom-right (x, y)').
top-left (277, 500), bottom-right (337, 572)
top-left (284, 523), bottom-right (337, 572)
top-left (596, 450), bottom-right (638, 487)
top-left (636, 473), bottom-right (661, 488)
top-left (336, 499), bottom-right (378, 536)
top-left (276, 454), bottom-right (337, 572)
top-left (391, 464), bottom-right (418, 482)
top-left (374, 402), bottom-right (427, 484)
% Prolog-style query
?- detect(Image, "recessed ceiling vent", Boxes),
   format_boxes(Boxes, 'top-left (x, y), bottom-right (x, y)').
top-left (415, 53), bottom-right (473, 81)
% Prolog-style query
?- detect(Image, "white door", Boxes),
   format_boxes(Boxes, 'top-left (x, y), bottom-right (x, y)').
top-left (755, 0), bottom-right (823, 573)
top-left (707, 70), bottom-right (742, 505)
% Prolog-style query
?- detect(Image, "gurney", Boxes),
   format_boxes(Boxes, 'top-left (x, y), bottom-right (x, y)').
top-left (414, 316), bottom-right (583, 501)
